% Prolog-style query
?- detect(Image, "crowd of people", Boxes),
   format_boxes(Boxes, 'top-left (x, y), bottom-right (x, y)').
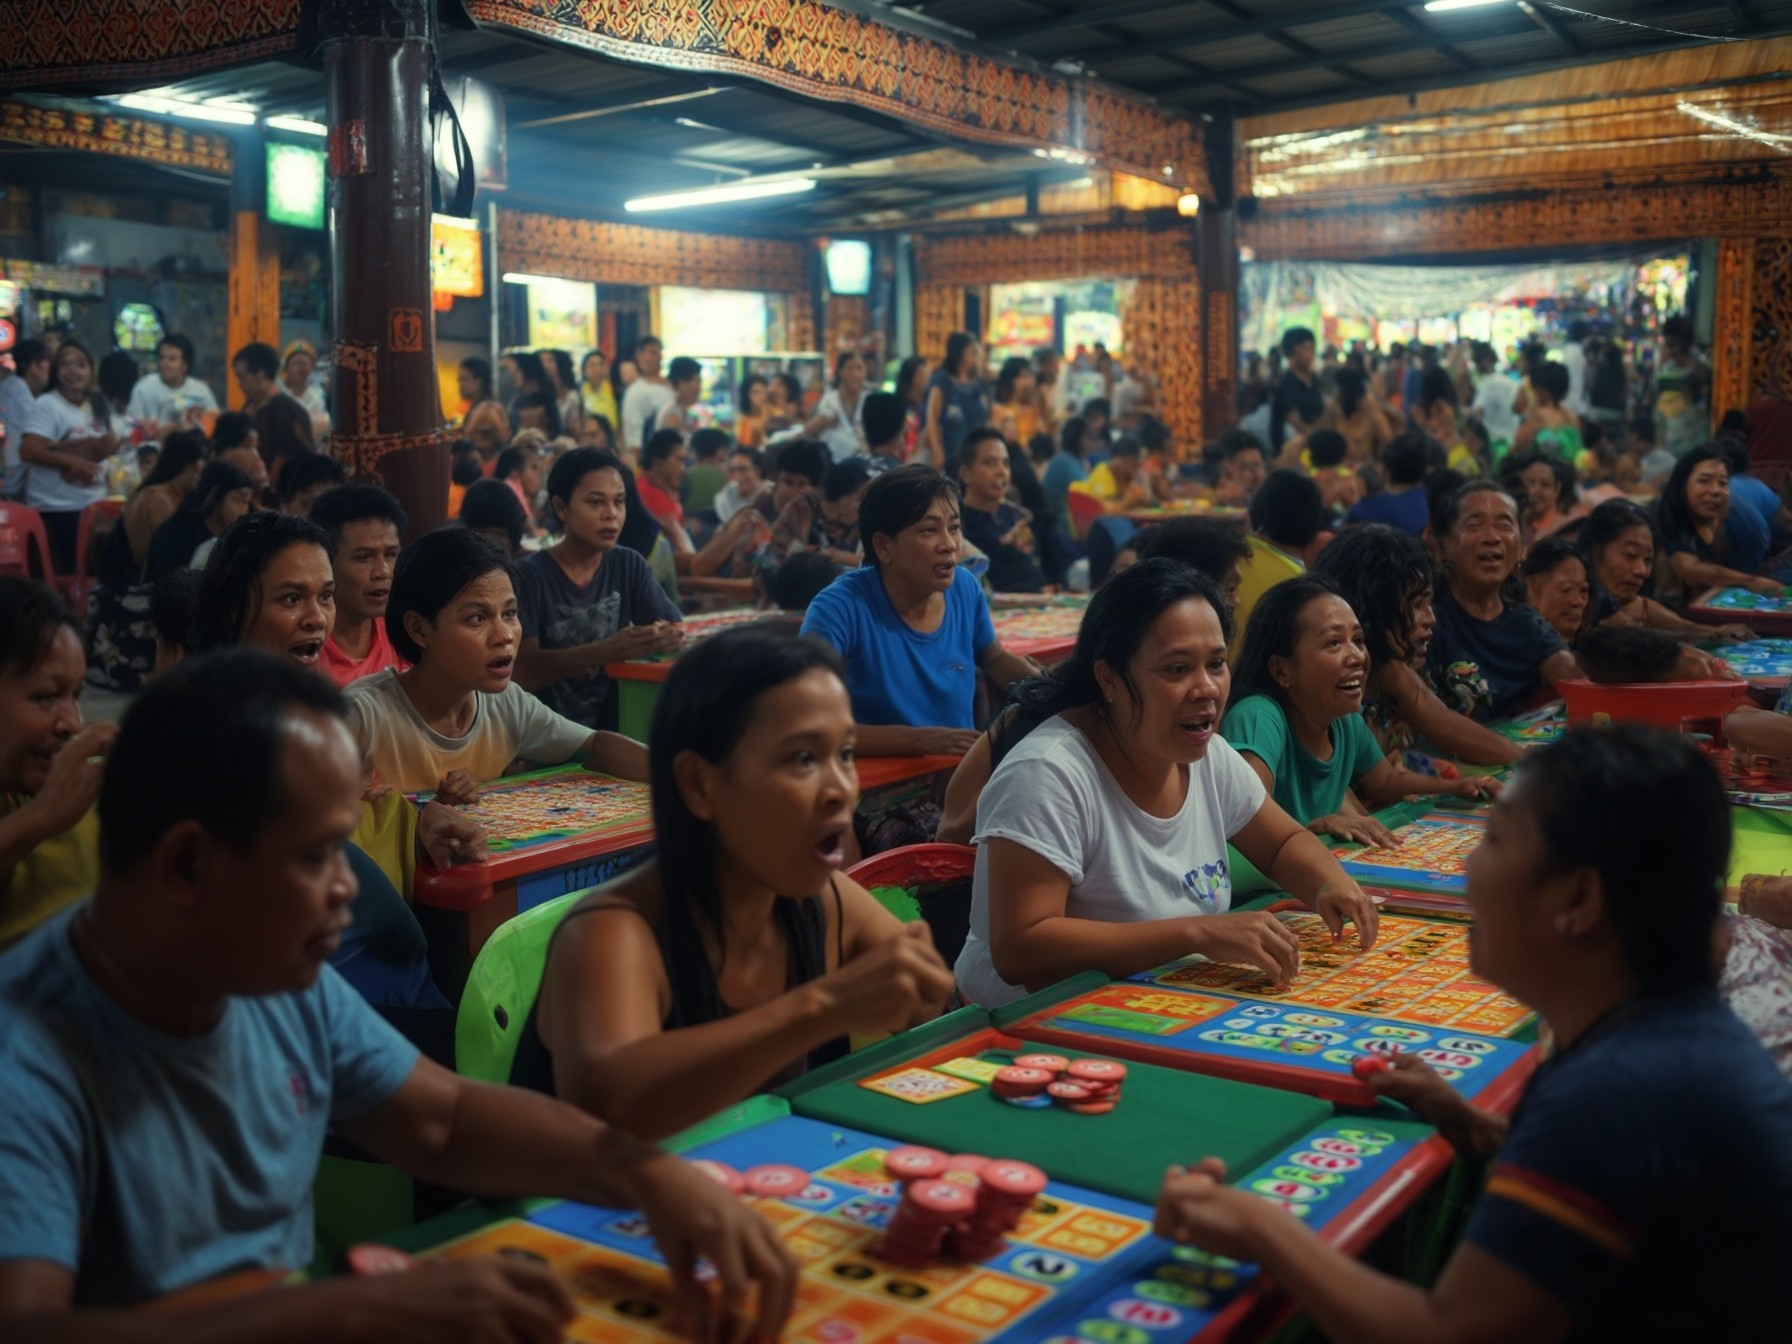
top-left (0, 311), bottom-right (1790, 1340)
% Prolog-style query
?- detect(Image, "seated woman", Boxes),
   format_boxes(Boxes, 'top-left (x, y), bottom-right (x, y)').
top-left (0, 581), bottom-right (114, 948)
top-left (957, 427), bottom-right (1048, 595)
top-left (1222, 578), bottom-right (1496, 850)
top-left (1155, 726), bottom-right (1792, 1342)
top-left (764, 457), bottom-right (870, 572)
top-left (518, 627), bottom-right (955, 1139)
top-left (1509, 451), bottom-right (1577, 542)
top-left (347, 524), bottom-right (647, 799)
top-left (1580, 499), bottom-right (1752, 641)
top-left (1312, 524), bottom-right (1522, 768)
top-left (84, 429), bottom-right (206, 698)
top-left (514, 447), bottom-right (683, 733)
top-left (936, 519), bottom-right (1248, 846)
top-left (1426, 479), bottom-right (1580, 722)
top-left (1653, 443), bottom-right (1783, 609)
top-left (1520, 537), bottom-right (1591, 646)
top-left (953, 560), bottom-right (1380, 1009)
top-left (141, 460), bottom-right (255, 583)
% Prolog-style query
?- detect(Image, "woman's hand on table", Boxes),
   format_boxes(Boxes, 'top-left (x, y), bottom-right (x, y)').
top-left (1310, 811), bottom-right (1396, 849)
top-left (1186, 911), bottom-right (1301, 985)
top-left (1312, 882), bottom-right (1380, 950)
top-left (1444, 776), bottom-right (1502, 803)
top-left (1365, 1053), bottom-right (1507, 1156)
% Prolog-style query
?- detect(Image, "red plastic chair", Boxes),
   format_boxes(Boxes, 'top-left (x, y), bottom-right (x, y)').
top-left (1066, 489), bottom-right (1110, 543)
top-left (71, 497), bottom-right (124, 607)
top-left (0, 501), bottom-right (56, 583)
top-left (846, 843), bottom-right (977, 966)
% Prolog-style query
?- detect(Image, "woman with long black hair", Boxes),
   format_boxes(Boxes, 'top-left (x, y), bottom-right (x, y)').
top-left (514, 626), bottom-right (954, 1139)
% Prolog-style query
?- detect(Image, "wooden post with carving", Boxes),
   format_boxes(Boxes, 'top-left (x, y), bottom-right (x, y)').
top-left (321, 0), bottom-right (450, 538)
top-left (1199, 112), bottom-right (1239, 440)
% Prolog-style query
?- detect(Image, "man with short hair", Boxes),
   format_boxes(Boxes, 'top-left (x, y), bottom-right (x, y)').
top-left (0, 339), bottom-right (51, 498)
top-left (0, 650), bottom-right (797, 1332)
top-left (652, 355), bottom-right (705, 438)
top-left (126, 334), bottom-right (218, 437)
top-left (310, 485), bottom-right (410, 686)
top-left (230, 342), bottom-right (282, 417)
top-left (619, 335), bottom-right (673, 456)
top-left (1269, 326), bottom-right (1322, 454)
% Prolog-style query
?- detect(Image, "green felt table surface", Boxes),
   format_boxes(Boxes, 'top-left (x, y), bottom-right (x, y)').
top-left (780, 1019), bottom-right (1334, 1208)
top-left (1732, 806), bottom-right (1792, 888)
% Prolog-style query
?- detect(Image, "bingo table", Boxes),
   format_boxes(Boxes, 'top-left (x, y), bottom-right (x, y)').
top-left (1705, 637), bottom-right (1792, 691)
top-left (995, 970), bottom-right (1537, 1112)
top-left (1689, 585), bottom-right (1792, 636)
top-left (603, 608), bottom-right (788, 742)
top-left (1328, 808), bottom-right (1488, 901)
top-left (413, 756), bottom-right (960, 993)
top-left (991, 600), bottom-right (1087, 665)
top-left (365, 1083), bottom-right (1443, 1344)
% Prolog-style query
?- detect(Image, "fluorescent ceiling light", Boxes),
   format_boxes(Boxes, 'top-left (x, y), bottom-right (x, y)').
top-left (1424, 0), bottom-right (1509, 10)
top-left (623, 178), bottom-right (815, 212)
top-left (114, 93), bottom-right (256, 126)
top-left (265, 115), bottom-right (327, 137)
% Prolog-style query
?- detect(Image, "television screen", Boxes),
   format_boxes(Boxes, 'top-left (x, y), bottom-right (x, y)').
top-left (825, 240), bottom-right (871, 296)
top-left (267, 143), bottom-right (326, 230)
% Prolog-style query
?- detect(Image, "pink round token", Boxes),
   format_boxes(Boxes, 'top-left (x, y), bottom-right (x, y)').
top-left (992, 1065), bottom-right (1055, 1095)
top-left (690, 1159), bottom-right (746, 1195)
top-left (885, 1145), bottom-right (949, 1182)
top-left (742, 1164), bottom-right (809, 1198)
top-left (945, 1154), bottom-right (989, 1175)
top-left (906, 1179), bottom-right (978, 1220)
top-left (1046, 1080), bottom-right (1092, 1102)
top-left (1013, 1054), bottom-right (1070, 1073)
top-left (1066, 1059), bottom-right (1128, 1084)
top-left (1351, 1054), bottom-right (1393, 1081)
top-left (346, 1244), bottom-right (414, 1277)
top-left (979, 1160), bottom-right (1047, 1200)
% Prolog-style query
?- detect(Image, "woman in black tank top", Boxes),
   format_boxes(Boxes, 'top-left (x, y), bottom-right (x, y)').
top-left (518, 626), bottom-right (954, 1141)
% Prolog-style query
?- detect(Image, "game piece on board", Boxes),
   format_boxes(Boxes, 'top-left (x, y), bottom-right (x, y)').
top-left (1047, 1080), bottom-right (1093, 1102)
top-left (346, 1244), bottom-right (414, 1276)
top-left (741, 1164), bottom-right (809, 1198)
top-left (1066, 1059), bottom-right (1128, 1086)
top-left (884, 1145), bottom-right (949, 1184)
top-left (1013, 1053), bottom-right (1070, 1072)
top-left (1351, 1054), bottom-right (1393, 1081)
top-left (689, 1159), bottom-right (746, 1195)
top-left (992, 1065), bottom-right (1054, 1097)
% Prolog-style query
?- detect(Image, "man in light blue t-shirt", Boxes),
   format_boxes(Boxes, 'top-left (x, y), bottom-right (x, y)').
top-left (0, 650), bottom-right (797, 1334)
top-left (801, 465), bottom-right (1038, 757)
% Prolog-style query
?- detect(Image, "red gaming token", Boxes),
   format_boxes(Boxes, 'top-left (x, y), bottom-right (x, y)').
top-left (992, 1065), bottom-right (1055, 1096)
top-left (979, 1160), bottom-right (1047, 1200)
top-left (1046, 1080), bottom-right (1092, 1102)
top-left (346, 1244), bottom-right (415, 1276)
top-left (690, 1160), bottom-right (746, 1195)
top-left (742, 1164), bottom-right (810, 1198)
top-left (1013, 1053), bottom-right (1070, 1073)
top-left (1351, 1054), bottom-right (1393, 1081)
top-left (1065, 1059), bottom-right (1128, 1085)
top-left (906, 1179), bottom-right (979, 1220)
top-left (945, 1154), bottom-right (988, 1174)
top-left (1067, 1100), bottom-right (1117, 1116)
top-left (885, 1146), bottom-right (950, 1183)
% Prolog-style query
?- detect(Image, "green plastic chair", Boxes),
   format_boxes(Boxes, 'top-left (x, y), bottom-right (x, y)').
top-left (455, 890), bottom-right (587, 1085)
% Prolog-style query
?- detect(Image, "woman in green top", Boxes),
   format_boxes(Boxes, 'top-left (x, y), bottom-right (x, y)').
top-left (1220, 577), bottom-right (1497, 849)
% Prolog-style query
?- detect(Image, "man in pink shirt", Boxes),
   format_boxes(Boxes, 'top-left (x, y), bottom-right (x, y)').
top-left (308, 485), bottom-right (410, 687)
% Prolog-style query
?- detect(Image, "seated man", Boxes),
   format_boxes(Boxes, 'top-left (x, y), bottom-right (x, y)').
top-left (0, 650), bottom-right (797, 1334)
top-left (800, 465), bottom-right (1035, 757)
top-left (1248, 468), bottom-right (1330, 570)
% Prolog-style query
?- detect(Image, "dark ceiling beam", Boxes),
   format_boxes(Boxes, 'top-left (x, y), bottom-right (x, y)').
top-left (1077, 12), bottom-right (1260, 97)
top-left (1188, 0), bottom-right (1375, 86)
top-left (1380, 6), bottom-right (1479, 70)
top-left (1725, 0), bottom-right (1758, 31)
top-left (700, 80), bottom-right (962, 154)
top-left (1518, 0), bottom-right (1584, 55)
top-left (982, 0), bottom-right (1419, 45)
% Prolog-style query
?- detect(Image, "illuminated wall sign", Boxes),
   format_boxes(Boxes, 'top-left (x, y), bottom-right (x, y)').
top-left (431, 214), bottom-right (483, 298)
top-left (267, 142), bottom-right (326, 230)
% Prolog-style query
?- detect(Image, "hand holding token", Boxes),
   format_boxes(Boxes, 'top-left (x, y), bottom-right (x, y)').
top-left (416, 800), bottom-right (489, 868)
top-left (1313, 882), bottom-right (1380, 950)
top-left (813, 921), bottom-right (955, 1035)
top-left (1445, 776), bottom-right (1502, 803)
top-left (435, 769), bottom-right (481, 807)
top-left (1363, 1052), bottom-right (1507, 1156)
top-left (1188, 911), bottom-right (1302, 984)
top-left (1154, 1157), bottom-right (1259, 1260)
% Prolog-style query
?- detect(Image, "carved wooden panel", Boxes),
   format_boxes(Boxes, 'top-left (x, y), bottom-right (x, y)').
top-left (497, 209), bottom-right (807, 292)
top-left (916, 226), bottom-right (1196, 287)
top-left (0, 101), bottom-right (232, 173)
top-left (1752, 237), bottom-right (1792, 402)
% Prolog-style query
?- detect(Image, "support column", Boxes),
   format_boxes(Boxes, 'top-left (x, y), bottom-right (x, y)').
top-left (1198, 111), bottom-right (1239, 438)
top-left (321, 0), bottom-right (449, 539)
top-left (1710, 237), bottom-right (1756, 434)
top-left (226, 127), bottom-right (279, 409)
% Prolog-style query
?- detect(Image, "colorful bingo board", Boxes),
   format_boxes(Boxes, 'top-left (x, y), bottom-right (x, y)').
top-left (1129, 910), bottom-right (1533, 1038)
top-left (1690, 586), bottom-right (1792, 635)
top-left (417, 1109), bottom-right (1440, 1344)
top-left (1710, 638), bottom-right (1792, 683)
top-left (1332, 811), bottom-right (1487, 896)
top-left (999, 979), bottom-right (1536, 1109)
top-left (446, 770), bottom-right (653, 856)
top-left (1491, 702), bottom-right (1565, 745)
top-left (992, 603), bottom-right (1086, 661)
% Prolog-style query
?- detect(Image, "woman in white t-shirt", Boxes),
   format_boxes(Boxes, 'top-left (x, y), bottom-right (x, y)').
top-left (18, 340), bottom-right (114, 572)
top-left (806, 351), bottom-right (869, 463)
top-left (954, 558), bottom-right (1380, 1008)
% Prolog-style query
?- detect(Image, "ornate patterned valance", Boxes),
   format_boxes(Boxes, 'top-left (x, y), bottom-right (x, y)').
top-left (0, 100), bottom-right (232, 173)
top-left (498, 208), bottom-right (808, 292)
top-left (0, 0), bottom-right (302, 89)
top-left (915, 225), bottom-right (1196, 287)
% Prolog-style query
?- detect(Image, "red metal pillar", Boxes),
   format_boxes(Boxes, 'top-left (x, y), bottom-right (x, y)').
top-left (321, 0), bottom-right (449, 538)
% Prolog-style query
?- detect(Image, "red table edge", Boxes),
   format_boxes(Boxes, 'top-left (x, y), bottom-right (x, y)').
top-left (413, 754), bottom-right (963, 911)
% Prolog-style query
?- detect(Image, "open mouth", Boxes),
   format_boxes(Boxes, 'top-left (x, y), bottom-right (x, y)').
top-left (931, 561), bottom-right (957, 580)
top-left (487, 654), bottom-right (516, 678)
top-left (1336, 676), bottom-right (1365, 698)
top-left (596, 529), bottom-right (620, 543)
top-left (289, 639), bottom-right (324, 666)
top-left (1177, 709), bottom-right (1217, 744)
top-left (812, 826), bottom-right (849, 867)
top-left (363, 588), bottom-right (389, 607)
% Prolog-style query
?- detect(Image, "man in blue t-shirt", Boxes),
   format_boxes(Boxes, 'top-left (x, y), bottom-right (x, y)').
top-left (801, 465), bottom-right (1038, 757)
top-left (0, 650), bottom-right (796, 1335)
top-left (1151, 726), bottom-right (1792, 1342)
top-left (1344, 430), bottom-right (1430, 536)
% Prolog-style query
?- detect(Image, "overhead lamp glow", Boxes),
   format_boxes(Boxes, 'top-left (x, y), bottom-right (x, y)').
top-left (1177, 192), bottom-right (1201, 217)
top-left (1423, 0), bottom-right (1510, 10)
top-left (114, 93), bottom-right (256, 126)
top-left (623, 178), bottom-right (815, 212)
top-left (265, 115), bottom-right (327, 137)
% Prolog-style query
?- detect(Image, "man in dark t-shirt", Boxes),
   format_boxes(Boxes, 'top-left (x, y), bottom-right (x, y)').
top-left (1269, 326), bottom-right (1323, 453)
